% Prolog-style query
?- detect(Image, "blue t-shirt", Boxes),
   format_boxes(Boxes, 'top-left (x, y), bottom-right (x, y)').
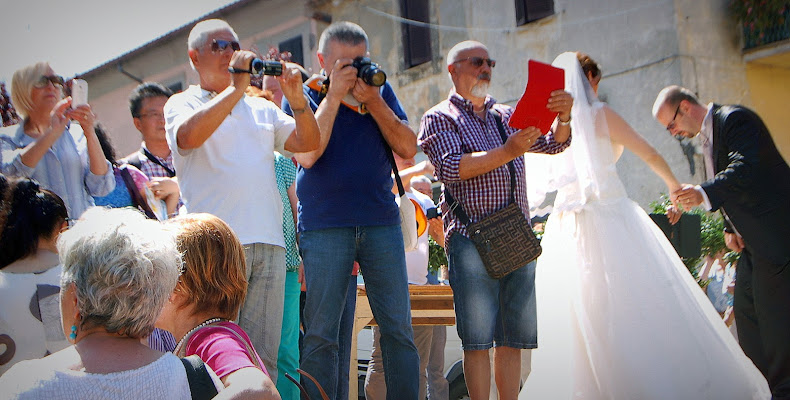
top-left (283, 81), bottom-right (407, 231)
top-left (94, 167), bottom-right (133, 208)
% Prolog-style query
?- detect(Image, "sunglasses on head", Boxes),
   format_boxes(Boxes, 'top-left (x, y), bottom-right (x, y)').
top-left (34, 75), bottom-right (65, 88)
top-left (211, 39), bottom-right (240, 53)
top-left (455, 57), bottom-right (496, 68)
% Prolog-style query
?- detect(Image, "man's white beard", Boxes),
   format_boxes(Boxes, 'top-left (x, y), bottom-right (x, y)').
top-left (471, 81), bottom-right (489, 98)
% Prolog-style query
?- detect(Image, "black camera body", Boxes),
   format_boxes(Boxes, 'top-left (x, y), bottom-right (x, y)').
top-left (351, 57), bottom-right (386, 87)
top-left (426, 207), bottom-right (441, 220)
top-left (251, 59), bottom-right (283, 76)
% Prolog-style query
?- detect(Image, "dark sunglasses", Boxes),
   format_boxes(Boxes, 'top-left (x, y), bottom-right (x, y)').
top-left (211, 39), bottom-right (240, 53)
top-left (455, 57), bottom-right (496, 68)
top-left (34, 75), bottom-right (65, 88)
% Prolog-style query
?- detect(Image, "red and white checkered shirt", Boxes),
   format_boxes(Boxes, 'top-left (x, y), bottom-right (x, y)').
top-left (418, 91), bottom-right (570, 239)
top-left (133, 144), bottom-right (176, 179)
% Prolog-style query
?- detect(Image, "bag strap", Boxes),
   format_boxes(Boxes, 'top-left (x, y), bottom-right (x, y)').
top-left (445, 110), bottom-right (516, 227)
top-left (381, 139), bottom-right (407, 198)
top-left (366, 118), bottom-right (406, 198)
top-left (141, 148), bottom-right (176, 177)
top-left (181, 354), bottom-right (220, 400)
top-left (119, 165), bottom-right (158, 220)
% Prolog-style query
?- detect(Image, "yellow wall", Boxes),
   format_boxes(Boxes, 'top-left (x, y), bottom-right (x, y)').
top-left (745, 61), bottom-right (790, 163)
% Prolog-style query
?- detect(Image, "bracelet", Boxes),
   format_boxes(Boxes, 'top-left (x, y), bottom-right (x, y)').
top-left (558, 115), bottom-right (571, 126)
top-left (291, 107), bottom-right (307, 114)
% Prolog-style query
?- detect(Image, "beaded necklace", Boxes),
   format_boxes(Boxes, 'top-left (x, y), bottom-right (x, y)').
top-left (174, 317), bottom-right (224, 355)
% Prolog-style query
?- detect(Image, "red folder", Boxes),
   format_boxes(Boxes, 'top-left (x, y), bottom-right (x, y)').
top-left (508, 60), bottom-right (565, 134)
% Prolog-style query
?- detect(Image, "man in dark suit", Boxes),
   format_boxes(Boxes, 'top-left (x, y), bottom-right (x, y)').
top-left (653, 85), bottom-right (790, 399)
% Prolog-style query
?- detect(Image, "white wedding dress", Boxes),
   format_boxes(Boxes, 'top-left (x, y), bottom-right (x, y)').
top-left (518, 53), bottom-right (770, 399)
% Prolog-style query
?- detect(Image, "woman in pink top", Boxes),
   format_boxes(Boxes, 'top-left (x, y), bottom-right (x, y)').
top-left (157, 213), bottom-right (280, 399)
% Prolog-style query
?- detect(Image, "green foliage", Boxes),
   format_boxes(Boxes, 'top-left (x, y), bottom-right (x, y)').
top-left (428, 236), bottom-right (446, 275)
top-left (649, 194), bottom-right (740, 286)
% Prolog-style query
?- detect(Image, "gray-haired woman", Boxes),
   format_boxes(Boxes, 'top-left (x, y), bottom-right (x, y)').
top-left (0, 207), bottom-right (193, 399)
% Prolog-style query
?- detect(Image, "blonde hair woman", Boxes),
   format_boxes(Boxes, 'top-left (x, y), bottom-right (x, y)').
top-left (0, 62), bottom-right (114, 219)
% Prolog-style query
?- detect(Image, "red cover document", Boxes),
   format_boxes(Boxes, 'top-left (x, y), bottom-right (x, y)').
top-left (508, 60), bottom-right (565, 134)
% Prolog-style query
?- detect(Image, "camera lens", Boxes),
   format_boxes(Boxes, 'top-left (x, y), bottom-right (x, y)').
top-left (352, 57), bottom-right (387, 87)
top-left (251, 59), bottom-right (283, 76)
top-left (361, 66), bottom-right (386, 87)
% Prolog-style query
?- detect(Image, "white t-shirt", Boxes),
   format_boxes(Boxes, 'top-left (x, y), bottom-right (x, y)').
top-left (0, 261), bottom-right (68, 376)
top-left (405, 189), bottom-right (436, 285)
top-left (165, 85), bottom-right (295, 246)
top-left (0, 352), bottom-right (192, 399)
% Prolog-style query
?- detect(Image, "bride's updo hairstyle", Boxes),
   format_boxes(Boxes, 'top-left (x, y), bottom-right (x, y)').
top-left (575, 52), bottom-right (601, 80)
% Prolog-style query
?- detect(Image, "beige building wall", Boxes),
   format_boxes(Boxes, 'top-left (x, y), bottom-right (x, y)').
top-left (744, 59), bottom-right (790, 163)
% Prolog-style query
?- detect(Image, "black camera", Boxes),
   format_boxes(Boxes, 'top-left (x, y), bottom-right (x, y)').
top-left (351, 57), bottom-right (386, 87)
top-left (426, 207), bottom-right (441, 220)
top-left (251, 58), bottom-right (283, 76)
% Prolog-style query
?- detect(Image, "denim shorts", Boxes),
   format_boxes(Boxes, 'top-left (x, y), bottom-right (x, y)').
top-left (447, 233), bottom-right (538, 350)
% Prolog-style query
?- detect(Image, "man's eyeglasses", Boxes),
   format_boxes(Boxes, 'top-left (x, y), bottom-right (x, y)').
top-left (138, 112), bottom-right (164, 120)
top-left (454, 57), bottom-right (496, 68)
top-left (34, 75), bottom-right (65, 88)
top-left (211, 39), bottom-right (240, 53)
top-left (666, 104), bottom-right (681, 131)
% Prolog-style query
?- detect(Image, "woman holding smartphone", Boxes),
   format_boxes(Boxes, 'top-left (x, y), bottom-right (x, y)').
top-left (0, 61), bottom-right (114, 219)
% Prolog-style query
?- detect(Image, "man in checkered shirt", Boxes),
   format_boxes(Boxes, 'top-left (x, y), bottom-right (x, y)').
top-left (418, 40), bottom-right (573, 400)
top-left (122, 82), bottom-right (181, 213)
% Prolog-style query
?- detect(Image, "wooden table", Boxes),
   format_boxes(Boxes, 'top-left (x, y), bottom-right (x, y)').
top-left (349, 284), bottom-right (455, 400)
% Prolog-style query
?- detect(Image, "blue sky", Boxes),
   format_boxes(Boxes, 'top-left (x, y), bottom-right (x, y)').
top-left (0, 0), bottom-right (239, 82)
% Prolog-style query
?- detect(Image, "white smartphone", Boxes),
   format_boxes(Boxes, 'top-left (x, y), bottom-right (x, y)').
top-left (71, 79), bottom-right (88, 108)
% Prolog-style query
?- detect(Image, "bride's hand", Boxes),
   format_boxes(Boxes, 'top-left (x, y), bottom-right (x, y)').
top-left (666, 204), bottom-right (682, 225)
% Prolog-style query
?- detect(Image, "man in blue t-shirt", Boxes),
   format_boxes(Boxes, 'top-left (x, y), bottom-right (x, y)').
top-left (282, 21), bottom-right (419, 400)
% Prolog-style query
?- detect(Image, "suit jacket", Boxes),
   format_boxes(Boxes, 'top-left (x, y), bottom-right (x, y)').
top-left (701, 104), bottom-right (790, 266)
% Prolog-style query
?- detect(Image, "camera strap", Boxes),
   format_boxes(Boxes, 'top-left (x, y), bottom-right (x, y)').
top-left (305, 75), bottom-right (369, 115)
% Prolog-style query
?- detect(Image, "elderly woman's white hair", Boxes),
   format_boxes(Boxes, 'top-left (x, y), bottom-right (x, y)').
top-left (11, 61), bottom-right (59, 119)
top-left (57, 207), bottom-right (181, 339)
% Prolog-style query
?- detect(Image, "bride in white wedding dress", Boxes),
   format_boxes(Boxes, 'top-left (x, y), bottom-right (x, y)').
top-left (518, 52), bottom-right (770, 399)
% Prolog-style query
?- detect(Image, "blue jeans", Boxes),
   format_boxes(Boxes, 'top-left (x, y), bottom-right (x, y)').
top-left (300, 225), bottom-right (419, 400)
top-left (447, 233), bottom-right (538, 350)
top-left (336, 276), bottom-right (357, 400)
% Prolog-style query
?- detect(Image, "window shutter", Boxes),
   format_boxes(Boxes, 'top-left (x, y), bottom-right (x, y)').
top-left (401, 0), bottom-right (431, 68)
top-left (278, 36), bottom-right (304, 67)
top-left (516, 0), bottom-right (554, 26)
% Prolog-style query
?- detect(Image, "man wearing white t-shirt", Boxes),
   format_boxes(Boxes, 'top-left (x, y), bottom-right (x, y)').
top-left (164, 19), bottom-right (319, 382)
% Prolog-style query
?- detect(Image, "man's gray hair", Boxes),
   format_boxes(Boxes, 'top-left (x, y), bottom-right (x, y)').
top-left (446, 40), bottom-right (487, 66)
top-left (188, 19), bottom-right (238, 51)
top-left (652, 85), bottom-right (702, 118)
top-left (318, 21), bottom-right (369, 54)
top-left (58, 207), bottom-right (181, 339)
